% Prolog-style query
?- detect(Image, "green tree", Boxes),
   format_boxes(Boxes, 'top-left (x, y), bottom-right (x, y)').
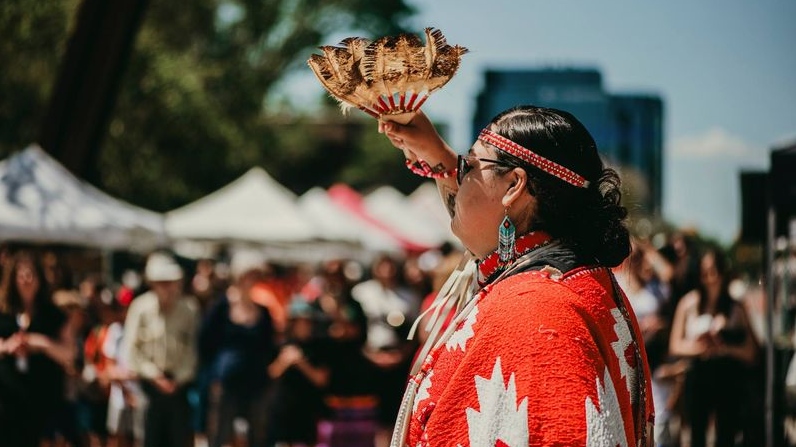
top-left (101, 0), bottom-right (417, 211)
top-left (1, 0), bottom-right (418, 210)
top-left (267, 108), bottom-right (441, 196)
top-left (0, 0), bottom-right (81, 156)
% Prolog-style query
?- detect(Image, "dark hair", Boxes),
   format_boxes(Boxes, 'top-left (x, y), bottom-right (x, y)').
top-left (697, 248), bottom-right (734, 316)
top-left (488, 105), bottom-right (630, 267)
top-left (0, 250), bottom-right (56, 315)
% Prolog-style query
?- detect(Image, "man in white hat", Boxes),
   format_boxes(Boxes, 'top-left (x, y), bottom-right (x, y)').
top-left (122, 251), bottom-right (199, 447)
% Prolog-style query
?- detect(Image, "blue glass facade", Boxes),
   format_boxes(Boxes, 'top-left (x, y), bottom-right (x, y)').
top-left (472, 68), bottom-right (663, 215)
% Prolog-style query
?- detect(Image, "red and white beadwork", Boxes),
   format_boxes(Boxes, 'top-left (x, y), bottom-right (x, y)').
top-left (405, 159), bottom-right (457, 179)
top-left (478, 128), bottom-right (590, 188)
top-left (477, 231), bottom-right (552, 287)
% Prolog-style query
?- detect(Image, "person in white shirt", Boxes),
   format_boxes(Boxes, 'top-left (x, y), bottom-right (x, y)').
top-left (122, 252), bottom-right (199, 447)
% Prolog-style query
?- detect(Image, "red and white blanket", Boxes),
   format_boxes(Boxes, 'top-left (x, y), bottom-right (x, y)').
top-left (396, 266), bottom-right (654, 447)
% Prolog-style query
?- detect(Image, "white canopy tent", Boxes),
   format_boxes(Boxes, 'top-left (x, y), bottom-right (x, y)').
top-left (297, 187), bottom-right (403, 256)
top-left (165, 167), bottom-right (321, 260)
top-left (363, 185), bottom-right (453, 250)
top-left (0, 145), bottom-right (167, 252)
top-left (407, 182), bottom-right (460, 248)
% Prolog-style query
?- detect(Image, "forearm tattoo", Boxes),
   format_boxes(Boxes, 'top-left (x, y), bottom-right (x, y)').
top-left (431, 162), bottom-right (448, 174)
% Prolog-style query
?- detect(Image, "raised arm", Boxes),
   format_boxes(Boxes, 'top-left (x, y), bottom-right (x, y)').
top-left (379, 111), bottom-right (460, 217)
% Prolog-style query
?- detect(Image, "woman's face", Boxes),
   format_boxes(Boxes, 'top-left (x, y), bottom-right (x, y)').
top-left (149, 279), bottom-right (183, 303)
top-left (236, 269), bottom-right (263, 297)
top-left (15, 262), bottom-right (40, 304)
top-left (373, 258), bottom-right (396, 282)
top-left (451, 139), bottom-right (515, 259)
top-left (700, 253), bottom-right (722, 288)
top-left (636, 255), bottom-right (655, 283)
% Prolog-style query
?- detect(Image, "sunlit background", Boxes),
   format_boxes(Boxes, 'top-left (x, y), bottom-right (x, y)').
top-left (280, 0), bottom-right (796, 244)
top-left (2, 1), bottom-right (796, 446)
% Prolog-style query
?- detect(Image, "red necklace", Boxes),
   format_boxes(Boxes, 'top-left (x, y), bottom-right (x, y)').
top-left (477, 231), bottom-right (552, 288)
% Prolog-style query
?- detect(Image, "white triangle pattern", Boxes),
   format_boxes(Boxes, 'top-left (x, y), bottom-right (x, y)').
top-left (465, 357), bottom-right (529, 447)
top-left (446, 304), bottom-right (479, 352)
top-left (609, 307), bottom-right (636, 399)
top-left (413, 370), bottom-right (434, 414)
top-left (585, 367), bottom-right (629, 447)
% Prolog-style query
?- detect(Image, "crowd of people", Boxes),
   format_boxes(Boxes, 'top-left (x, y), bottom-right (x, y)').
top-left (0, 243), bottom-right (459, 447)
top-left (614, 235), bottom-right (763, 446)
top-left (0, 229), bottom-right (766, 447)
top-left (0, 101), bottom-right (773, 447)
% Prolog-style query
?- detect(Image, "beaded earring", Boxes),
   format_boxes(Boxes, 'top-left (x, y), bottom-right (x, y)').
top-left (498, 210), bottom-right (516, 264)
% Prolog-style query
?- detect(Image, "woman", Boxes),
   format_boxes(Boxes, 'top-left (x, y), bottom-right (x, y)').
top-left (0, 250), bottom-right (76, 446)
top-left (199, 252), bottom-right (277, 447)
top-left (379, 106), bottom-right (653, 446)
top-left (616, 240), bottom-right (677, 446)
top-left (352, 255), bottom-right (420, 447)
top-left (669, 248), bottom-right (758, 447)
top-left (309, 259), bottom-right (380, 447)
top-left (266, 299), bottom-right (330, 447)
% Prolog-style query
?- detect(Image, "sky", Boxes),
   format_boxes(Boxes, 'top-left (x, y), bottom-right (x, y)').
top-left (283, 0), bottom-right (796, 244)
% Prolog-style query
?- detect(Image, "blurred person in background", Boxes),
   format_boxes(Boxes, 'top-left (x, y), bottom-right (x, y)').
top-left (669, 248), bottom-right (759, 447)
top-left (400, 256), bottom-right (433, 305)
top-left (250, 262), bottom-right (293, 339)
top-left (50, 289), bottom-right (91, 447)
top-left (615, 239), bottom-right (677, 446)
top-left (42, 250), bottom-right (74, 295)
top-left (661, 232), bottom-right (701, 313)
top-left (122, 252), bottom-right (199, 447)
top-left (82, 292), bottom-right (126, 447)
top-left (199, 250), bottom-right (277, 447)
top-left (415, 244), bottom-right (463, 346)
top-left (266, 299), bottom-right (330, 447)
top-left (308, 259), bottom-right (378, 447)
top-left (0, 243), bottom-right (11, 284)
top-left (191, 258), bottom-right (226, 316)
top-left (351, 254), bottom-right (420, 447)
top-left (116, 271), bottom-right (142, 309)
top-left (54, 289), bottom-right (93, 447)
top-left (0, 250), bottom-right (76, 446)
top-left (105, 288), bottom-right (143, 447)
top-left (189, 257), bottom-right (227, 442)
top-left (78, 274), bottom-right (106, 338)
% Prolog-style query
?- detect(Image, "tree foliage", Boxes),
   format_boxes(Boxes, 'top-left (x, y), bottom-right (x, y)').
top-left (0, 0), bottom-right (81, 156)
top-left (1, 0), bottom-right (419, 211)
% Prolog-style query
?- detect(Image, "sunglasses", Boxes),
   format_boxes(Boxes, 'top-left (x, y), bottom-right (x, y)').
top-left (456, 155), bottom-right (512, 185)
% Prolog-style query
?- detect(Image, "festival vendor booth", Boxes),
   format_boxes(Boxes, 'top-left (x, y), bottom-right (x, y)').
top-left (165, 167), bottom-right (329, 263)
top-left (297, 187), bottom-right (404, 261)
top-left (326, 183), bottom-right (438, 255)
top-left (0, 144), bottom-right (168, 281)
top-left (406, 182), bottom-right (460, 248)
top-left (363, 185), bottom-right (456, 250)
top-left (0, 145), bottom-right (167, 250)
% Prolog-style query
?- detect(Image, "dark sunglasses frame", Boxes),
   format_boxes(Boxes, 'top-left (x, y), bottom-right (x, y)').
top-left (456, 155), bottom-right (512, 185)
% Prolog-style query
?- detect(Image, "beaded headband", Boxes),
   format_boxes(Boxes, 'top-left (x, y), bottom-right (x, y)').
top-left (478, 128), bottom-right (590, 188)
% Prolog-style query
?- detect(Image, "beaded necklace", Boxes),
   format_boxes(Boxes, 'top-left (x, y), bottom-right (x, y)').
top-left (476, 231), bottom-right (553, 288)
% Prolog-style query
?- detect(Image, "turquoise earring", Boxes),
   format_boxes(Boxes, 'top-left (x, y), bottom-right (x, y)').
top-left (498, 210), bottom-right (516, 264)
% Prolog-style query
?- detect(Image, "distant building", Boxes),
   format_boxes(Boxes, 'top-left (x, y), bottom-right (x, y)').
top-left (472, 68), bottom-right (664, 216)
